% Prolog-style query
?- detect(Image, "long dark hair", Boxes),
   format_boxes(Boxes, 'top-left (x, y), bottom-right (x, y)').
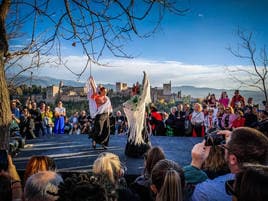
top-left (235, 164), bottom-right (268, 201)
top-left (144, 147), bottom-right (165, 176)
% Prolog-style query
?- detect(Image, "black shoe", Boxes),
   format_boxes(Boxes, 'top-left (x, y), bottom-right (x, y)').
top-left (92, 140), bottom-right (96, 149)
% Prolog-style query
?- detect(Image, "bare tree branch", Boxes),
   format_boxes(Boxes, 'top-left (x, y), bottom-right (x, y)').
top-left (227, 29), bottom-right (268, 102)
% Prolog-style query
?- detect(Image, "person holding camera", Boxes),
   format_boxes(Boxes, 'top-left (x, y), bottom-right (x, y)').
top-left (190, 127), bottom-right (268, 201)
top-left (19, 107), bottom-right (36, 139)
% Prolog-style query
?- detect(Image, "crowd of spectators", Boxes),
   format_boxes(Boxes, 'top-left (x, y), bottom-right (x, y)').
top-left (1, 126), bottom-right (267, 201)
top-left (9, 98), bottom-right (129, 141)
top-left (148, 90), bottom-right (268, 137)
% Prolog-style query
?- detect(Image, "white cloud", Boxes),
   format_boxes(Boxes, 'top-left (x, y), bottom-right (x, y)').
top-left (8, 55), bottom-right (256, 90)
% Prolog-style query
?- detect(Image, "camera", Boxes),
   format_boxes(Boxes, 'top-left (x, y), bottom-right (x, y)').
top-left (0, 149), bottom-right (8, 171)
top-left (204, 130), bottom-right (226, 146)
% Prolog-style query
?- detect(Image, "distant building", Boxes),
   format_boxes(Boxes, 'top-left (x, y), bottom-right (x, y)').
top-left (150, 81), bottom-right (178, 103)
top-left (46, 85), bottom-right (59, 99)
top-left (163, 81), bottom-right (171, 95)
top-left (116, 82), bottom-right (128, 92)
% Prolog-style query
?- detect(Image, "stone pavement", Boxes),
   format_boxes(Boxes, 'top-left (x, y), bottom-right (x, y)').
top-left (13, 134), bottom-right (202, 176)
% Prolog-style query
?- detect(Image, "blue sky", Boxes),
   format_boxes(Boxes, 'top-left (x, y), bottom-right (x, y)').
top-left (8, 0), bottom-right (268, 89)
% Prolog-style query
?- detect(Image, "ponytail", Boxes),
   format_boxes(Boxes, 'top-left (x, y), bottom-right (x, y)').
top-left (156, 169), bottom-right (183, 201)
top-left (152, 159), bottom-right (185, 201)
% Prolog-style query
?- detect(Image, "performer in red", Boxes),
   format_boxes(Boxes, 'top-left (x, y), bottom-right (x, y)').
top-left (89, 76), bottom-right (112, 149)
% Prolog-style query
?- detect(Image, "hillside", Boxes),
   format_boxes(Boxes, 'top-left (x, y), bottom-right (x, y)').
top-left (7, 75), bottom-right (265, 104)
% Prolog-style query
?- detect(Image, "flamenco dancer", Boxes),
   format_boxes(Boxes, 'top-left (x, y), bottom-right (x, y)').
top-left (88, 76), bottom-right (113, 149)
top-left (123, 71), bottom-right (151, 157)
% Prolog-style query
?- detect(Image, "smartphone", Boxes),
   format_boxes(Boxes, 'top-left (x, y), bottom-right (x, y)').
top-left (0, 149), bottom-right (8, 171)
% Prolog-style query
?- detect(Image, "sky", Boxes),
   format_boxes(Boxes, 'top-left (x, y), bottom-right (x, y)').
top-left (8, 0), bottom-right (268, 90)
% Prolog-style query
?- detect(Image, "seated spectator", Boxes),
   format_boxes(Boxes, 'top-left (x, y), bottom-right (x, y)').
top-left (131, 147), bottom-right (165, 201)
top-left (115, 111), bottom-right (127, 135)
top-left (183, 142), bottom-right (209, 199)
top-left (24, 155), bottom-right (56, 184)
top-left (258, 110), bottom-right (268, 137)
top-left (202, 146), bottom-right (229, 179)
top-left (221, 106), bottom-right (236, 130)
top-left (191, 127), bottom-right (268, 201)
top-left (226, 164), bottom-right (268, 201)
top-left (244, 106), bottom-right (258, 128)
top-left (151, 159), bottom-right (185, 201)
top-left (64, 118), bottom-right (72, 134)
top-left (216, 104), bottom-right (225, 130)
top-left (57, 173), bottom-right (117, 201)
top-left (0, 154), bottom-right (23, 201)
top-left (93, 152), bottom-right (140, 201)
top-left (232, 110), bottom-right (245, 129)
top-left (0, 174), bottom-right (12, 201)
top-left (78, 110), bottom-right (90, 134)
top-left (24, 171), bottom-right (63, 201)
top-left (71, 123), bottom-right (81, 135)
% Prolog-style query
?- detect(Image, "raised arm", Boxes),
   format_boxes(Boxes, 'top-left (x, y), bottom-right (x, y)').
top-left (89, 76), bottom-right (97, 94)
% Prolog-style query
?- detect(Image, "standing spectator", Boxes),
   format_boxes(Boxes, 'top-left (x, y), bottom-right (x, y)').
top-left (207, 94), bottom-right (217, 108)
top-left (230, 90), bottom-right (245, 109)
top-left (191, 103), bottom-right (204, 137)
top-left (165, 107), bottom-right (177, 136)
top-left (43, 105), bottom-right (54, 136)
top-left (149, 105), bottom-right (165, 136)
top-left (184, 104), bottom-right (192, 136)
top-left (174, 104), bottom-right (186, 136)
top-left (204, 108), bottom-right (217, 133)
top-left (219, 91), bottom-right (229, 108)
top-left (54, 101), bottom-right (66, 134)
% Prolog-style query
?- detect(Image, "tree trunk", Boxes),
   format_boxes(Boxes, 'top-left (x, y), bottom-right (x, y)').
top-left (0, 51), bottom-right (11, 149)
top-left (0, 0), bottom-right (12, 149)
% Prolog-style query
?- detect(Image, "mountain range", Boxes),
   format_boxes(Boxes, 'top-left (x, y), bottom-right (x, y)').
top-left (7, 74), bottom-right (265, 105)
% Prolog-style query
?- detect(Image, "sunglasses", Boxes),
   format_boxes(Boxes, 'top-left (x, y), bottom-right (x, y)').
top-left (225, 179), bottom-right (237, 196)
